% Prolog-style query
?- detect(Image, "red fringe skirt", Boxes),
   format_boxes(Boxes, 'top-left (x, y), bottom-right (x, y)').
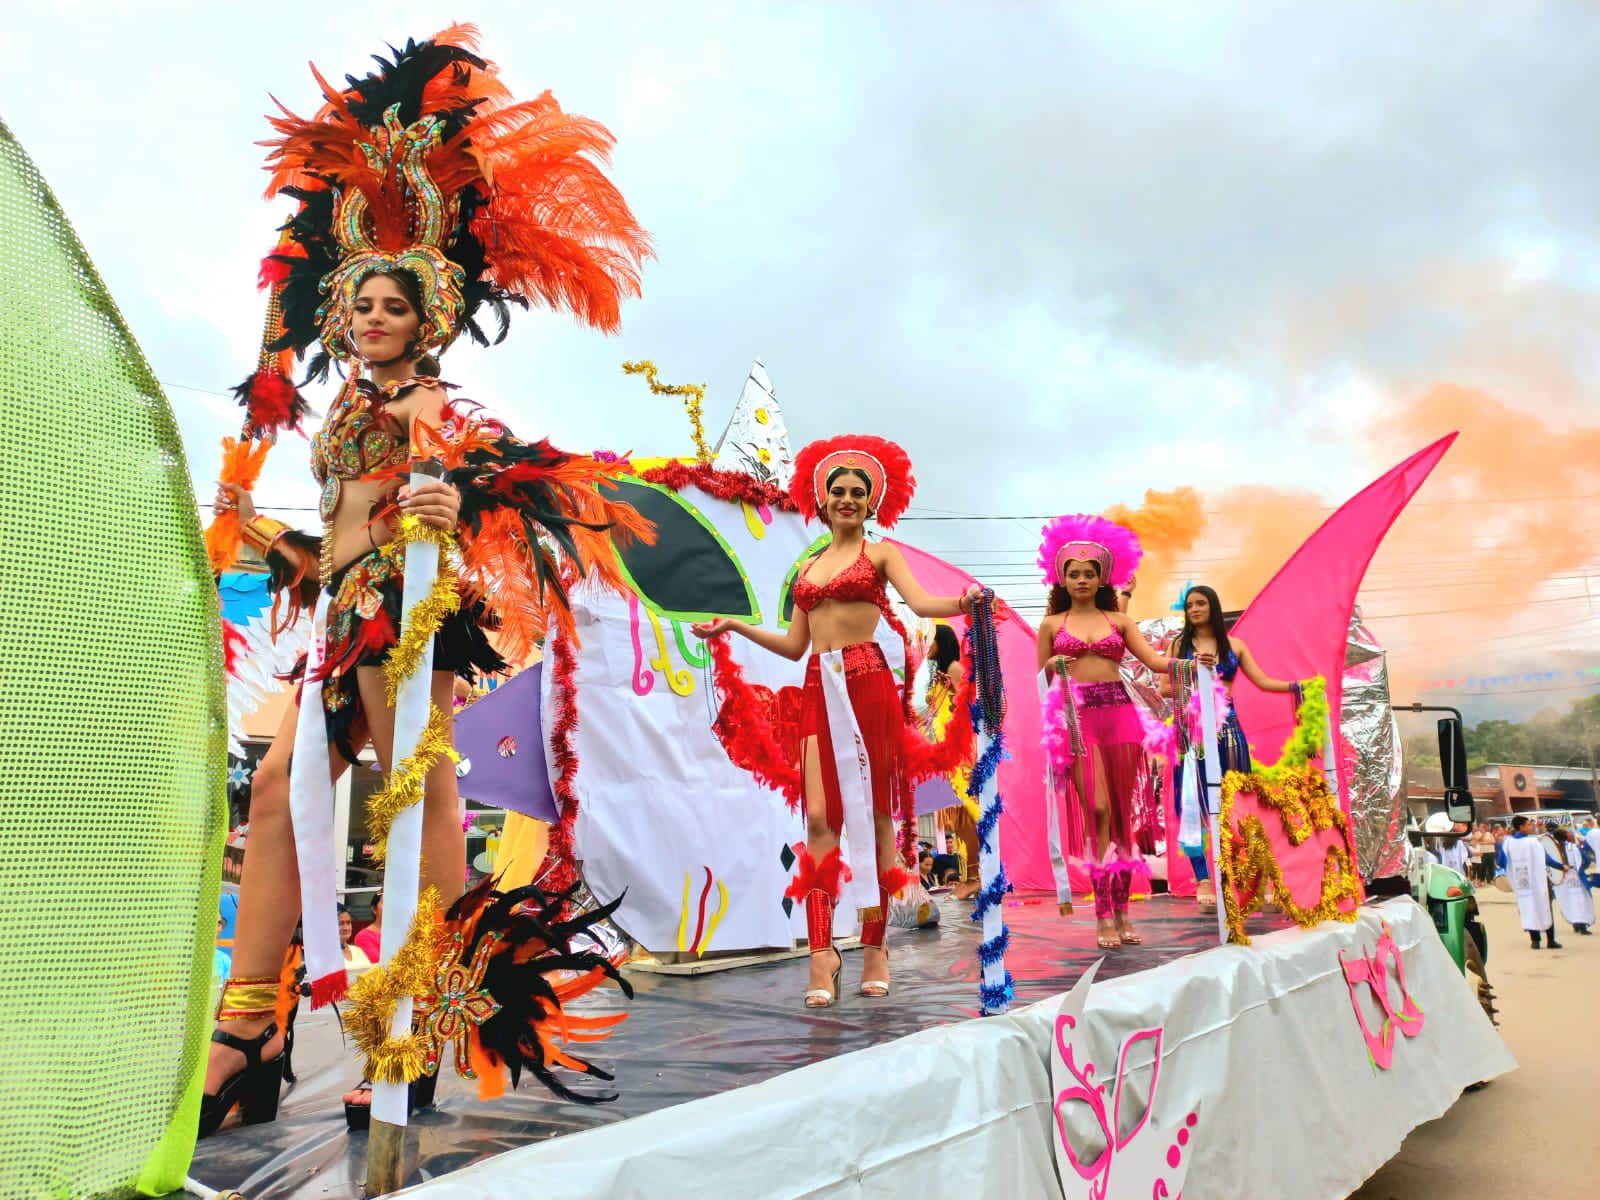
top-left (798, 642), bottom-right (907, 835)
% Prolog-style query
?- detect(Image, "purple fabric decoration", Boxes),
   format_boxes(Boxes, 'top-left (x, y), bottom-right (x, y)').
top-left (452, 665), bottom-right (558, 821)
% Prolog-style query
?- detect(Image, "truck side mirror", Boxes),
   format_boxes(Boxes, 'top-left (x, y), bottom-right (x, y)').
top-left (1438, 716), bottom-right (1473, 825)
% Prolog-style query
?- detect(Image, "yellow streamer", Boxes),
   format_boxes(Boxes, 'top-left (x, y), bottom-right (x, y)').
top-left (382, 516), bottom-right (461, 707)
top-left (623, 360), bottom-right (711, 464)
top-left (367, 705), bottom-right (459, 863)
top-left (740, 501), bottom-right (767, 541)
top-left (648, 608), bottom-right (696, 697)
top-left (676, 872), bottom-right (691, 953)
top-left (700, 880), bottom-right (730, 954)
top-left (344, 888), bottom-right (443, 1084)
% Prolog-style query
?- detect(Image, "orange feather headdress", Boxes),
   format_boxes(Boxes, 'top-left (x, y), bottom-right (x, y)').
top-left (260, 24), bottom-right (652, 375)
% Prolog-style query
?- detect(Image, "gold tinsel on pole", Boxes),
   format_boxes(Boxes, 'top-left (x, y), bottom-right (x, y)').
top-left (344, 888), bottom-right (444, 1084)
top-left (622, 360), bottom-right (711, 463)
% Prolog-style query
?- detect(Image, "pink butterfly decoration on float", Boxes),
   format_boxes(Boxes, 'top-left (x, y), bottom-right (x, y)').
top-left (1338, 918), bottom-right (1424, 1070)
top-left (1050, 962), bottom-right (1201, 1200)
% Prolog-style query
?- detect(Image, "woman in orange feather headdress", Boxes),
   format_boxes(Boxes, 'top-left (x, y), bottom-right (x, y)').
top-left (203, 28), bottom-right (652, 1137)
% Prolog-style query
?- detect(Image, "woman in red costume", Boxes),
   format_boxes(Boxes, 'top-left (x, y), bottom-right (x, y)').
top-left (1037, 515), bottom-right (1173, 950)
top-left (693, 437), bottom-right (978, 1008)
top-left (202, 28), bottom-right (652, 1135)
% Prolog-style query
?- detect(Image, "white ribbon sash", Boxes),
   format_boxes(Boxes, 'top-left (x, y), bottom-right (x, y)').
top-left (288, 592), bottom-right (343, 999)
top-left (1039, 669), bottom-right (1073, 907)
top-left (817, 649), bottom-right (885, 914)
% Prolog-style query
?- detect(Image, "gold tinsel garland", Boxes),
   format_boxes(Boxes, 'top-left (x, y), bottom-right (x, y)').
top-left (366, 704), bottom-right (459, 863)
top-left (1217, 764), bottom-right (1362, 945)
top-left (382, 516), bottom-right (462, 706)
top-left (344, 887), bottom-right (445, 1084)
top-left (623, 359), bottom-right (711, 463)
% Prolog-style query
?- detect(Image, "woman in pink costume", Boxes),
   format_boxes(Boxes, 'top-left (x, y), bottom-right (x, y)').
top-left (1037, 516), bottom-right (1173, 950)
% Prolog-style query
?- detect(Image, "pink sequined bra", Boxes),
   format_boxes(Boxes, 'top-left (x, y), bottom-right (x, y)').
top-left (791, 546), bottom-right (885, 612)
top-left (1053, 613), bottom-right (1124, 661)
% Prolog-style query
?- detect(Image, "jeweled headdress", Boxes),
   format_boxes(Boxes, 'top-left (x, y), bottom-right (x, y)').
top-left (235, 25), bottom-right (651, 429)
top-left (790, 435), bottom-right (915, 528)
top-left (1037, 514), bottom-right (1142, 590)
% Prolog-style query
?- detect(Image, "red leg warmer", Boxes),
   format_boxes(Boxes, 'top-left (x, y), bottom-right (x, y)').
top-left (804, 889), bottom-right (835, 954)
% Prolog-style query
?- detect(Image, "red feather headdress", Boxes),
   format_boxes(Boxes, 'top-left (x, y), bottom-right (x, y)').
top-left (789, 435), bottom-right (915, 528)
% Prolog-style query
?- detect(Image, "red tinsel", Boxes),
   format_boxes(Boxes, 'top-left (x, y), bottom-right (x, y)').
top-left (706, 636), bottom-right (803, 809)
top-left (638, 461), bottom-right (795, 512)
top-left (222, 618), bottom-right (249, 678)
top-left (543, 634), bottom-right (582, 894)
top-left (784, 844), bottom-right (851, 903)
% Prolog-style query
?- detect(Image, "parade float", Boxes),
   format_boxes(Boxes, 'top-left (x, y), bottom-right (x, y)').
top-left (0, 114), bottom-right (1513, 1200)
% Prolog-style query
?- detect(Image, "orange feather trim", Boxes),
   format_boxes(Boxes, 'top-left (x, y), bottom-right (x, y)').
top-left (206, 437), bottom-right (273, 573)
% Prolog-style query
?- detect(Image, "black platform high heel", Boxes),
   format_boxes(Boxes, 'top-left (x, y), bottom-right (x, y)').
top-left (199, 1023), bottom-right (284, 1137)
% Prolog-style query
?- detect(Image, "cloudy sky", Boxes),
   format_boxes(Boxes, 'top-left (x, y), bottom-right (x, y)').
top-left (5, 2), bottom-right (1598, 720)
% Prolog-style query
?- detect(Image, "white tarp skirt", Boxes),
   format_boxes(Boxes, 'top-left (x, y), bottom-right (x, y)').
top-left (400, 899), bottom-right (1513, 1200)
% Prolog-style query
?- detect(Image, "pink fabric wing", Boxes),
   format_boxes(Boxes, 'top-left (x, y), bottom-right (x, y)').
top-left (1230, 435), bottom-right (1457, 805)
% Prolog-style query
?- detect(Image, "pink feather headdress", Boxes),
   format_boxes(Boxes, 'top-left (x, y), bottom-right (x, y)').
top-left (1037, 514), bottom-right (1142, 590)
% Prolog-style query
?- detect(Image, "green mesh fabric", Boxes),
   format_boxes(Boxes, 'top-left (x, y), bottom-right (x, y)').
top-left (0, 120), bottom-right (227, 1198)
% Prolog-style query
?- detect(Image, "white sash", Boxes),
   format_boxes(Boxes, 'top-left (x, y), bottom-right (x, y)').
top-left (372, 521), bottom-right (440, 1128)
top-left (1039, 669), bottom-right (1073, 906)
top-left (288, 592), bottom-right (343, 998)
top-left (817, 649), bottom-right (885, 914)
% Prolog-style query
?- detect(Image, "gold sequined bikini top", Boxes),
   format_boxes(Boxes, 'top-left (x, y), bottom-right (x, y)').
top-left (310, 378), bottom-right (437, 519)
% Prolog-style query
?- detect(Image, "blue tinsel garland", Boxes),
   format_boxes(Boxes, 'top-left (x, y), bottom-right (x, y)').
top-left (979, 975), bottom-right (1016, 1010)
top-left (964, 595), bottom-right (1013, 1015)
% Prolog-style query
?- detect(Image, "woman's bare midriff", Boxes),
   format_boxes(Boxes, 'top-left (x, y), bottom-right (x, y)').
top-left (806, 597), bottom-right (884, 654)
top-left (327, 476), bottom-right (399, 574)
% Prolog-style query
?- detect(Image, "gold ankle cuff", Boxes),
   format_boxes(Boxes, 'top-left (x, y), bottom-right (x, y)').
top-left (218, 976), bottom-right (280, 1020)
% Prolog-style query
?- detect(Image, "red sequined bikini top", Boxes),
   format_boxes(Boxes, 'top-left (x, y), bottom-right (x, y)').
top-left (1053, 612), bottom-right (1125, 661)
top-left (791, 545), bottom-right (885, 612)
top-left (309, 378), bottom-right (440, 520)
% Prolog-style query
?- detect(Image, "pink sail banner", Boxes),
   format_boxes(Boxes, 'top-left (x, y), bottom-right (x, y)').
top-left (887, 539), bottom-right (1055, 891)
top-left (1231, 434), bottom-right (1457, 803)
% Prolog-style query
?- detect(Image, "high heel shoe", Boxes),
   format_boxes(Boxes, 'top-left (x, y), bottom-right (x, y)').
top-left (804, 947), bottom-right (843, 1009)
top-left (199, 1023), bottom-right (284, 1137)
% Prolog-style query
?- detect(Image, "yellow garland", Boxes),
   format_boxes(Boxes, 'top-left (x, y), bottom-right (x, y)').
top-left (344, 887), bottom-right (445, 1084)
top-left (366, 704), bottom-right (459, 863)
top-left (1216, 763), bottom-right (1361, 944)
top-left (382, 516), bottom-right (462, 707)
top-left (623, 359), bottom-right (711, 464)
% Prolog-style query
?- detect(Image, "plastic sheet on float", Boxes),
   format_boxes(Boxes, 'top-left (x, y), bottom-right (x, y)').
top-left (394, 900), bottom-right (1512, 1200)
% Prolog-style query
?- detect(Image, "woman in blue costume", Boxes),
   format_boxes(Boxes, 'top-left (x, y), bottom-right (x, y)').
top-left (1166, 586), bottom-right (1296, 912)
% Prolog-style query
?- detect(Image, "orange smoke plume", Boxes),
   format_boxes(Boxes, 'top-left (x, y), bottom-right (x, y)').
top-left (1119, 383), bottom-right (1600, 692)
top-left (1102, 487), bottom-right (1205, 604)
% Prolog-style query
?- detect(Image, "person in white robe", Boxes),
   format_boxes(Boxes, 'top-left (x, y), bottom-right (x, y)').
top-left (1438, 835), bottom-right (1471, 875)
top-left (1582, 821), bottom-right (1600, 872)
top-left (1553, 830), bottom-right (1594, 935)
top-left (1496, 816), bottom-right (1563, 949)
